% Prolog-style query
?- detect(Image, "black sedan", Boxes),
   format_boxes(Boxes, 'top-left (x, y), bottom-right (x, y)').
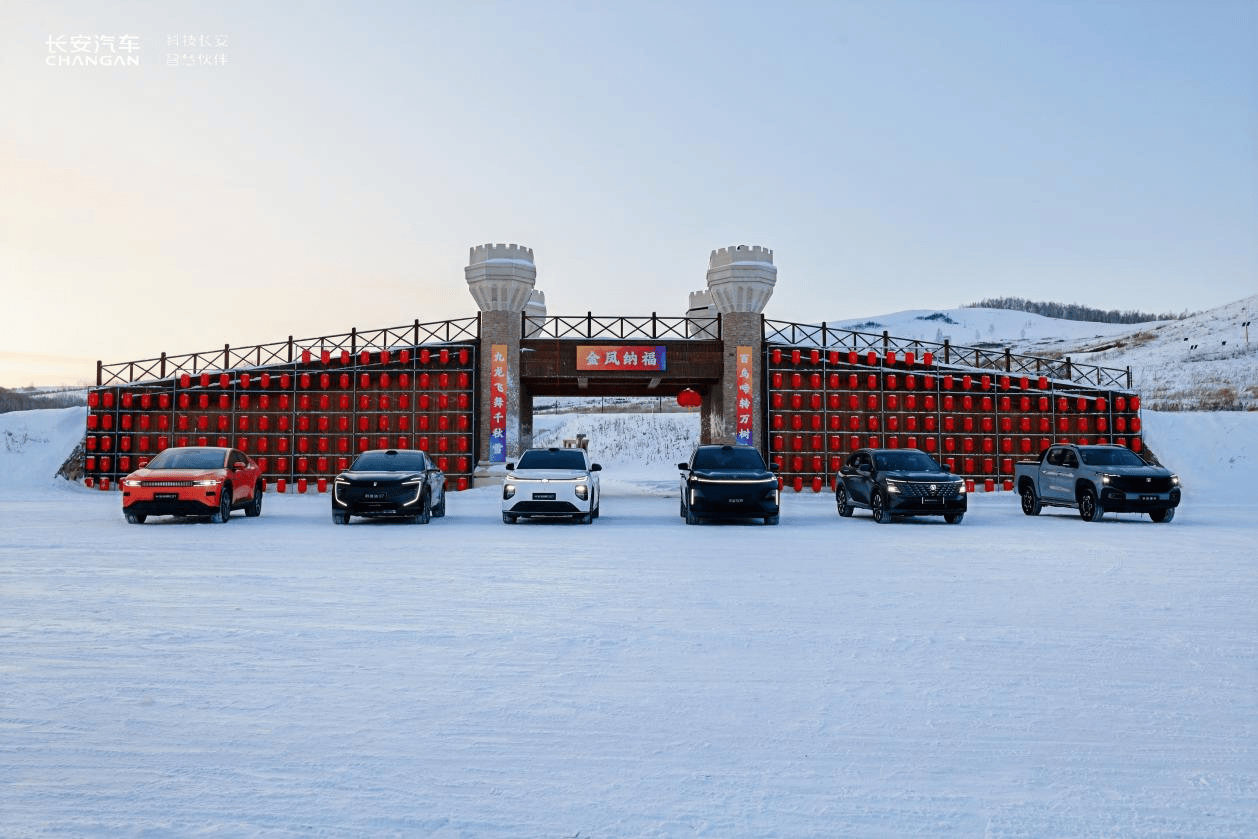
top-left (331, 449), bottom-right (446, 524)
top-left (679, 444), bottom-right (781, 525)
top-left (836, 448), bottom-right (966, 524)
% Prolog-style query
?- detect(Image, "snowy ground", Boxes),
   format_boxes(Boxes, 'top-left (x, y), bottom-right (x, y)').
top-left (2, 408), bottom-right (1256, 837)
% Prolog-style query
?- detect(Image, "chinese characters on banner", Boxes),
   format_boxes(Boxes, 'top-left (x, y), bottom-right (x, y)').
top-left (575, 345), bottom-right (667, 372)
top-left (735, 346), bottom-right (754, 445)
top-left (489, 345), bottom-right (508, 462)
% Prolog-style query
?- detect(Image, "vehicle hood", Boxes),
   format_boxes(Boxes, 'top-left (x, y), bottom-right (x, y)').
top-left (1097, 464), bottom-right (1173, 477)
top-left (340, 470), bottom-right (425, 483)
top-left (689, 468), bottom-right (774, 481)
top-left (510, 468), bottom-right (591, 480)
top-left (880, 469), bottom-right (960, 483)
top-left (129, 467), bottom-right (227, 481)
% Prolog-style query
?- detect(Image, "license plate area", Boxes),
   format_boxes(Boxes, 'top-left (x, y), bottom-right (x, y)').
top-left (365, 491), bottom-right (387, 500)
top-left (1140, 495), bottom-right (1158, 502)
top-left (155, 492), bottom-right (178, 501)
top-left (532, 492), bottom-right (556, 500)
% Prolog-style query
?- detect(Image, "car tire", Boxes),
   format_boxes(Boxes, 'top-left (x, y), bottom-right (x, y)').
top-left (944, 512), bottom-right (964, 524)
top-left (1020, 485), bottom-right (1041, 516)
top-left (578, 512), bottom-right (593, 524)
top-left (684, 500), bottom-right (699, 525)
top-left (502, 512), bottom-right (517, 524)
top-left (592, 503), bottom-right (600, 520)
top-left (1078, 488), bottom-right (1104, 522)
top-left (332, 511), bottom-right (349, 525)
top-left (1150, 508), bottom-right (1175, 523)
top-left (679, 499), bottom-right (686, 518)
top-left (871, 490), bottom-right (891, 524)
top-left (124, 511), bottom-right (146, 524)
top-left (763, 514), bottom-right (780, 526)
top-left (413, 492), bottom-right (431, 524)
top-left (432, 490), bottom-right (446, 518)
top-left (211, 488), bottom-right (232, 523)
top-left (245, 484), bottom-right (263, 518)
top-left (835, 485), bottom-right (854, 518)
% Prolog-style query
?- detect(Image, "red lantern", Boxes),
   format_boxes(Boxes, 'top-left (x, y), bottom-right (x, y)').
top-left (677, 388), bottom-right (702, 408)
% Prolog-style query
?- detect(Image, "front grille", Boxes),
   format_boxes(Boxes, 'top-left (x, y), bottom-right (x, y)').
top-left (899, 482), bottom-right (961, 499)
top-left (1109, 475), bottom-right (1174, 493)
top-left (140, 480), bottom-right (196, 487)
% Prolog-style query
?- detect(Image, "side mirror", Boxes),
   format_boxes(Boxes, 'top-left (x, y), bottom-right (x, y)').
top-left (591, 464), bottom-right (602, 471)
top-left (857, 463), bottom-right (871, 475)
top-left (677, 462), bottom-right (690, 471)
top-left (770, 462), bottom-right (781, 473)
top-left (506, 463), bottom-right (515, 471)
top-left (232, 461), bottom-right (247, 471)
top-left (942, 464), bottom-right (953, 473)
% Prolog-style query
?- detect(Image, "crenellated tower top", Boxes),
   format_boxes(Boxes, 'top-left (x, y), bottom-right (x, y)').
top-left (705, 244), bottom-right (776, 314)
top-left (466, 242), bottom-right (537, 312)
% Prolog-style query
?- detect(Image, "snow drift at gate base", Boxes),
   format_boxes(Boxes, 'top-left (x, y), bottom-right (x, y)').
top-left (2, 406), bottom-right (1256, 837)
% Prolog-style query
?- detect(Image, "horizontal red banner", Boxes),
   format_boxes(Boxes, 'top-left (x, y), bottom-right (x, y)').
top-left (576, 345), bottom-right (667, 372)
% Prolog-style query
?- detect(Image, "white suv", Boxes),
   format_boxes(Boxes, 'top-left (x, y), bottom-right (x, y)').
top-left (502, 447), bottom-right (602, 524)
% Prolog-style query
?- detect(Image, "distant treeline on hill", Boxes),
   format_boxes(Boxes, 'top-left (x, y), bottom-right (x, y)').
top-left (0, 387), bottom-right (84, 414)
top-left (964, 297), bottom-right (1191, 324)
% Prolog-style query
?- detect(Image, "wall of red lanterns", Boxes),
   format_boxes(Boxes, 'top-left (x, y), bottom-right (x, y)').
top-left (765, 346), bottom-right (1144, 493)
top-left (82, 344), bottom-right (478, 492)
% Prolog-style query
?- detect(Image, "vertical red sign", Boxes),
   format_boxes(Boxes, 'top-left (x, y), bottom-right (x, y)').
top-left (735, 345), bottom-right (754, 446)
top-left (489, 344), bottom-right (508, 462)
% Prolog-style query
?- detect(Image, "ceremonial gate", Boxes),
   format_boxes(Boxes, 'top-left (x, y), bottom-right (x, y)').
top-left (83, 243), bottom-right (1140, 494)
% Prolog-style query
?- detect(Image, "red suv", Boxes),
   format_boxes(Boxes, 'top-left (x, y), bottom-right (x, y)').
top-left (121, 446), bottom-right (264, 524)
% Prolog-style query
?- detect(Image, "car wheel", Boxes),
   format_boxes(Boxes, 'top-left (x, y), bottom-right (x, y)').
top-left (124, 511), bottom-right (146, 524)
top-left (835, 485), bottom-right (854, 518)
top-left (684, 499), bottom-right (700, 525)
top-left (1020, 485), bottom-right (1041, 516)
top-left (679, 499), bottom-right (686, 518)
top-left (432, 490), bottom-right (446, 518)
top-left (413, 492), bottom-right (431, 524)
top-left (1078, 488), bottom-right (1104, 522)
top-left (592, 503), bottom-right (600, 520)
top-left (944, 512), bottom-right (964, 524)
top-left (871, 490), bottom-right (891, 524)
top-left (211, 488), bottom-right (232, 523)
top-left (332, 511), bottom-right (349, 525)
top-left (502, 512), bottom-right (517, 524)
top-left (763, 514), bottom-right (780, 526)
top-left (1150, 508), bottom-right (1175, 523)
top-left (245, 484), bottom-right (263, 518)
top-left (578, 512), bottom-right (593, 524)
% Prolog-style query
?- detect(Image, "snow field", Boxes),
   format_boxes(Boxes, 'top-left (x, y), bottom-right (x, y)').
top-left (0, 407), bottom-right (1255, 836)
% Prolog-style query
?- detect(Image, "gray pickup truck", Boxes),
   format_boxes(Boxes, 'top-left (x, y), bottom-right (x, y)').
top-left (1013, 444), bottom-right (1181, 522)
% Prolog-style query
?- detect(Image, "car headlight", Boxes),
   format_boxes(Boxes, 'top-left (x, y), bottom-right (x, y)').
top-left (1171, 475), bottom-right (1179, 485)
top-left (956, 481), bottom-right (967, 494)
top-left (575, 484), bottom-right (589, 500)
top-left (503, 483), bottom-right (516, 500)
top-left (122, 479), bottom-right (142, 488)
top-left (886, 480), bottom-right (903, 494)
top-left (193, 479), bottom-right (220, 486)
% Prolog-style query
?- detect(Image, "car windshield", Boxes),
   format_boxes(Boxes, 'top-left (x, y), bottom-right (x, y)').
top-left (692, 446), bottom-right (766, 470)
top-left (351, 451), bottom-right (428, 472)
top-left (874, 451), bottom-right (942, 472)
top-left (516, 449), bottom-right (588, 470)
top-left (1080, 448), bottom-right (1145, 467)
top-left (146, 449), bottom-right (227, 470)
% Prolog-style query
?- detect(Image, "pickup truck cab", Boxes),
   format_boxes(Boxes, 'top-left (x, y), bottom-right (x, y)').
top-left (1013, 444), bottom-right (1181, 522)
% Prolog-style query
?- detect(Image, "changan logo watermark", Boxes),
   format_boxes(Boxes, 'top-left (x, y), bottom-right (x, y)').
top-left (46, 34), bottom-right (141, 67)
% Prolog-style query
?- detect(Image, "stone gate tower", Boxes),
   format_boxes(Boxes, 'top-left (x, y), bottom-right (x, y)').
top-left (466, 243), bottom-right (536, 477)
top-left (704, 245), bottom-right (776, 445)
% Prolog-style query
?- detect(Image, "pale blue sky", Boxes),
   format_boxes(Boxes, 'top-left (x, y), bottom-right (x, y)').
top-left (3, 0), bottom-right (1255, 386)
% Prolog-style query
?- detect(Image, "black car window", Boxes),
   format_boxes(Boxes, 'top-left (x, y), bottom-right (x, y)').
top-left (1046, 448), bottom-right (1063, 466)
top-left (692, 447), bottom-right (766, 470)
top-left (1080, 448), bottom-right (1144, 467)
top-left (516, 449), bottom-right (588, 470)
top-left (146, 449), bottom-right (227, 470)
top-left (351, 451), bottom-right (428, 472)
top-left (1061, 451), bottom-right (1079, 469)
top-left (875, 451), bottom-right (941, 472)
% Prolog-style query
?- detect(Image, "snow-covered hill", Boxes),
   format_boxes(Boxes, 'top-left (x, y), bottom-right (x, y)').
top-left (827, 295), bottom-right (1258, 409)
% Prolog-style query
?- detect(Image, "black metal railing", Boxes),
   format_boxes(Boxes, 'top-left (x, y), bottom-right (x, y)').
top-left (98, 317), bottom-right (481, 386)
top-left (763, 319), bottom-right (1132, 390)
top-left (523, 313), bottom-right (720, 341)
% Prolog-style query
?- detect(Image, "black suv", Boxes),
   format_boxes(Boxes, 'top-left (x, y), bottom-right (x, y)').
top-left (679, 444), bottom-right (781, 525)
top-left (836, 448), bottom-right (967, 524)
